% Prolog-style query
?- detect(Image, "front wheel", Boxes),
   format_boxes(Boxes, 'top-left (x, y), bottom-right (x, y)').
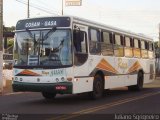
top-left (89, 75), bottom-right (104, 99)
top-left (41, 92), bottom-right (56, 99)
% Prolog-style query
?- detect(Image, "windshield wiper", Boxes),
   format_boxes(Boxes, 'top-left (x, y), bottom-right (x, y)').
top-left (33, 34), bottom-right (36, 54)
top-left (26, 28), bottom-right (34, 38)
top-left (43, 26), bottom-right (57, 41)
top-left (26, 28), bottom-right (37, 55)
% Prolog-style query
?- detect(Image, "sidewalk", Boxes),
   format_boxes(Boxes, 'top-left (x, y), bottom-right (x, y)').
top-left (1, 69), bottom-right (13, 95)
top-left (144, 77), bottom-right (160, 88)
top-left (1, 80), bottom-right (13, 95)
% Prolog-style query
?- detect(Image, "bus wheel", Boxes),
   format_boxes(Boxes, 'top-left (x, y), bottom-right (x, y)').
top-left (135, 72), bottom-right (144, 90)
top-left (128, 72), bottom-right (144, 91)
top-left (41, 92), bottom-right (56, 99)
top-left (89, 75), bottom-right (103, 99)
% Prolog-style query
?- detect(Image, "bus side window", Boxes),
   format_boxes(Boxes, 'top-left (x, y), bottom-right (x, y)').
top-left (89, 28), bottom-right (101, 55)
top-left (73, 30), bottom-right (83, 52)
top-left (124, 36), bottom-right (133, 57)
top-left (73, 30), bottom-right (88, 66)
top-left (101, 31), bottom-right (114, 56)
top-left (73, 30), bottom-right (88, 53)
top-left (133, 39), bottom-right (141, 58)
top-left (148, 42), bottom-right (154, 59)
top-left (141, 40), bottom-right (148, 58)
top-left (114, 34), bottom-right (124, 57)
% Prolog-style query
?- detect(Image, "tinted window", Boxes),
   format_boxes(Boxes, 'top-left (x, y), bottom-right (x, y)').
top-left (73, 30), bottom-right (88, 66)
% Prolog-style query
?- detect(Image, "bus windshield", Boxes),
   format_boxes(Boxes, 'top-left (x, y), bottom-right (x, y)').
top-left (14, 29), bottom-right (72, 67)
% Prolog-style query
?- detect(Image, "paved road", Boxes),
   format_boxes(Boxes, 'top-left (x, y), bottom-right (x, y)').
top-left (0, 80), bottom-right (160, 120)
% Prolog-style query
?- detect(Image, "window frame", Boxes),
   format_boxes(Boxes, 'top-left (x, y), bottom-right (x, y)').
top-left (101, 30), bottom-right (114, 56)
top-left (73, 29), bottom-right (88, 66)
top-left (124, 36), bottom-right (133, 47)
top-left (89, 28), bottom-right (100, 42)
top-left (101, 30), bottom-right (112, 44)
top-left (141, 40), bottom-right (149, 59)
top-left (124, 36), bottom-right (133, 57)
top-left (134, 38), bottom-right (141, 49)
top-left (113, 33), bottom-right (124, 57)
top-left (88, 27), bottom-right (101, 55)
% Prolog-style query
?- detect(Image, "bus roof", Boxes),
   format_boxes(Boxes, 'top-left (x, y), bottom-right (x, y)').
top-left (16, 16), bottom-right (153, 41)
top-left (71, 16), bottom-right (153, 41)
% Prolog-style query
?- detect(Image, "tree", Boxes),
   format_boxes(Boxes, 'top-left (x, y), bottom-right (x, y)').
top-left (3, 25), bottom-right (15, 53)
top-left (7, 38), bottom-right (14, 47)
top-left (154, 41), bottom-right (158, 49)
top-left (3, 26), bottom-right (15, 32)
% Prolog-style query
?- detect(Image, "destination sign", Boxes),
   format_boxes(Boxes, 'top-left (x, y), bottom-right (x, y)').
top-left (16, 17), bottom-right (71, 30)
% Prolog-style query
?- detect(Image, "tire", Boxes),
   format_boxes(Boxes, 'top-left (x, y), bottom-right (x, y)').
top-left (41, 92), bottom-right (56, 99)
top-left (135, 72), bottom-right (144, 90)
top-left (128, 72), bottom-right (144, 91)
top-left (89, 75), bottom-right (104, 99)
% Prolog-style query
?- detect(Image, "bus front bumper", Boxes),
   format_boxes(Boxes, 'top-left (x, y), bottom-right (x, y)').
top-left (12, 81), bottom-right (73, 94)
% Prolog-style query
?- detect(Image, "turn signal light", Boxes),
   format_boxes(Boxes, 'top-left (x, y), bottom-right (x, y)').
top-left (67, 77), bottom-right (72, 81)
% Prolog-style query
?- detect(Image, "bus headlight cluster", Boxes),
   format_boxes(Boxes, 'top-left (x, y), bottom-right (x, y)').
top-left (56, 78), bottom-right (59, 82)
top-left (15, 77), bottom-right (18, 81)
top-left (55, 77), bottom-right (66, 82)
top-left (61, 77), bottom-right (65, 81)
top-left (20, 78), bottom-right (23, 81)
top-left (14, 77), bottom-right (23, 82)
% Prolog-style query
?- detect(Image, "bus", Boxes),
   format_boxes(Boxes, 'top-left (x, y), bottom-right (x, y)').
top-left (12, 16), bottom-right (155, 99)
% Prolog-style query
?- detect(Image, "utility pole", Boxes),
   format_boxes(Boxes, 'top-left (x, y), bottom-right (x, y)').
top-left (62, 0), bottom-right (64, 15)
top-left (0, 0), bottom-right (3, 93)
top-left (27, 0), bottom-right (30, 18)
top-left (159, 23), bottom-right (160, 47)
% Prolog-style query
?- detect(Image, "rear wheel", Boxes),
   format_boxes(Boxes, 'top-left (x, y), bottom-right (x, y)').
top-left (128, 72), bottom-right (144, 91)
top-left (89, 75), bottom-right (104, 99)
top-left (41, 92), bottom-right (56, 99)
top-left (135, 72), bottom-right (144, 90)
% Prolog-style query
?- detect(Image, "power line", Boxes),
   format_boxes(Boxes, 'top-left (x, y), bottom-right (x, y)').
top-left (28, 0), bottom-right (61, 15)
top-left (38, 0), bottom-right (57, 10)
top-left (27, 0), bottom-right (29, 18)
top-left (15, 0), bottom-right (59, 15)
top-left (15, 0), bottom-right (60, 16)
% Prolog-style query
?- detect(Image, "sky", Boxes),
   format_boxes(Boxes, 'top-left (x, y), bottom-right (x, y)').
top-left (3, 0), bottom-right (160, 41)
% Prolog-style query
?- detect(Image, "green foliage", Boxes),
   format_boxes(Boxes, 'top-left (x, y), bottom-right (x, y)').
top-left (154, 41), bottom-right (158, 49)
top-left (3, 26), bottom-right (15, 32)
top-left (7, 38), bottom-right (14, 47)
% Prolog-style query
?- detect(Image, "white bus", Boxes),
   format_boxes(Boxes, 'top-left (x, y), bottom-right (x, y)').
top-left (12, 16), bottom-right (155, 99)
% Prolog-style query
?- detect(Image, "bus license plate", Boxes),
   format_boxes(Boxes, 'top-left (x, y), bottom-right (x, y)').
top-left (55, 86), bottom-right (67, 90)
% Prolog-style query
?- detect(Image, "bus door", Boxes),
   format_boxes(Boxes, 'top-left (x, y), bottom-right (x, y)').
top-left (72, 24), bottom-right (89, 77)
top-left (72, 24), bottom-right (93, 93)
